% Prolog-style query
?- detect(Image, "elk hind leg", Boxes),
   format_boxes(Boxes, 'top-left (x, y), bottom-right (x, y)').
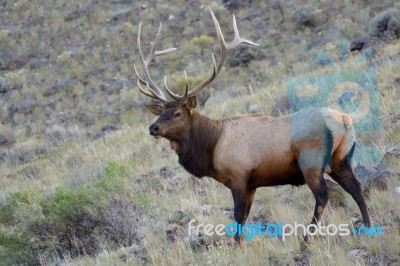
top-left (330, 160), bottom-right (371, 227)
top-left (301, 168), bottom-right (329, 242)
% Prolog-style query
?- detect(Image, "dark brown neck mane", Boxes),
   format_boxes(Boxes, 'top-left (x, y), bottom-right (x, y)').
top-left (172, 112), bottom-right (223, 178)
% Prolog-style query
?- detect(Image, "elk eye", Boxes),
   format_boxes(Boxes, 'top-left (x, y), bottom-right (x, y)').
top-left (174, 112), bottom-right (181, 118)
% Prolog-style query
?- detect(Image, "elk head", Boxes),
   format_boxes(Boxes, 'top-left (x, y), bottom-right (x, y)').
top-left (134, 8), bottom-right (259, 141)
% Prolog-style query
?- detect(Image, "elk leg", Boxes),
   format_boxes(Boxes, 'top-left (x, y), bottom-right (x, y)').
top-left (301, 168), bottom-right (329, 242)
top-left (330, 161), bottom-right (371, 227)
top-left (231, 188), bottom-right (255, 243)
top-left (244, 188), bottom-right (256, 221)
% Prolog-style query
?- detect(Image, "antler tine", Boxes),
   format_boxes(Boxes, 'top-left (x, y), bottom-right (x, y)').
top-left (163, 70), bottom-right (190, 102)
top-left (183, 70), bottom-right (189, 99)
top-left (228, 14), bottom-right (259, 50)
top-left (135, 22), bottom-right (177, 103)
top-left (136, 79), bottom-right (169, 103)
top-left (186, 8), bottom-right (259, 98)
top-left (164, 76), bottom-right (182, 101)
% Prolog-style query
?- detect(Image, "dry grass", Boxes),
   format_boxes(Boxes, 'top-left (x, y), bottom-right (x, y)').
top-left (1, 0), bottom-right (400, 265)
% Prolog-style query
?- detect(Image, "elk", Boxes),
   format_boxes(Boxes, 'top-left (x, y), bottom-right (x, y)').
top-left (134, 8), bottom-right (372, 242)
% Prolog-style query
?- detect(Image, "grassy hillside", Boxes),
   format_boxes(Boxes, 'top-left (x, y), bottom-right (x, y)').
top-left (0, 0), bottom-right (399, 265)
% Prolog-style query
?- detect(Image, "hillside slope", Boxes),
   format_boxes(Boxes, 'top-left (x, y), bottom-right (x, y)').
top-left (0, 0), bottom-right (399, 265)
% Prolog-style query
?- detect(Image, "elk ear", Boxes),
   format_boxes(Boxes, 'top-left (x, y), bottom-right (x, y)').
top-left (146, 104), bottom-right (163, 116)
top-left (185, 96), bottom-right (197, 110)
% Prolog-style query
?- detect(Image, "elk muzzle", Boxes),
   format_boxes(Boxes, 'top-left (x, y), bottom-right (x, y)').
top-left (149, 123), bottom-right (163, 139)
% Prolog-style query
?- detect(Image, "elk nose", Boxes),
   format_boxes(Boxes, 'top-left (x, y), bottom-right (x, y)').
top-left (149, 124), bottom-right (159, 135)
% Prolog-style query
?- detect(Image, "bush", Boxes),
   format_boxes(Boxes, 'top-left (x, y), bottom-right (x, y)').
top-left (169, 74), bottom-right (211, 107)
top-left (292, 5), bottom-right (318, 29)
top-left (0, 161), bottom-right (143, 264)
top-left (370, 8), bottom-right (400, 39)
top-left (0, 191), bottom-right (44, 228)
top-left (189, 35), bottom-right (214, 55)
top-left (44, 124), bottom-right (85, 146)
top-left (227, 45), bottom-right (265, 68)
top-left (0, 126), bottom-right (15, 148)
top-left (0, 232), bottom-right (37, 265)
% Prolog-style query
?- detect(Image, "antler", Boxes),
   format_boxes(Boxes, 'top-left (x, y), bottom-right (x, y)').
top-left (134, 22), bottom-right (177, 103)
top-left (135, 7), bottom-right (259, 103)
top-left (185, 8), bottom-right (259, 99)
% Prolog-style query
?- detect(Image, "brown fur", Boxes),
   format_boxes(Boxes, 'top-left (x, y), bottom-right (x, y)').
top-left (175, 112), bottom-right (223, 178)
top-left (147, 100), bottom-right (372, 243)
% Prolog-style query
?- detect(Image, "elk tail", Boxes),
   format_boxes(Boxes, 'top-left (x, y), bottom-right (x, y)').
top-left (322, 129), bottom-right (334, 169)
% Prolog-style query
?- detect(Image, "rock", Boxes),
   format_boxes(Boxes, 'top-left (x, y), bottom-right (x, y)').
top-left (0, 77), bottom-right (12, 94)
top-left (199, 204), bottom-right (213, 216)
top-left (0, 150), bottom-right (6, 162)
top-left (0, 51), bottom-right (30, 71)
top-left (353, 163), bottom-right (395, 191)
top-left (347, 248), bottom-right (368, 259)
top-left (78, 113), bottom-right (95, 127)
top-left (8, 99), bottom-right (37, 116)
top-left (395, 187), bottom-right (400, 195)
top-left (0, 128), bottom-right (15, 148)
top-left (159, 166), bottom-right (174, 178)
top-left (350, 36), bottom-right (381, 52)
top-left (386, 145), bottom-right (400, 156)
top-left (93, 125), bottom-right (119, 140)
top-left (98, 80), bottom-right (126, 94)
top-left (165, 223), bottom-right (180, 235)
top-left (165, 175), bottom-right (181, 186)
top-left (168, 210), bottom-right (192, 225)
top-left (27, 56), bottom-right (48, 69)
top-left (64, 4), bottom-right (93, 22)
top-left (223, 209), bottom-right (234, 220)
top-left (247, 103), bottom-right (259, 114)
top-left (352, 217), bottom-right (361, 224)
top-left (222, 0), bottom-right (247, 10)
top-left (43, 78), bottom-right (78, 97)
top-left (166, 233), bottom-right (178, 244)
top-left (185, 233), bottom-right (214, 251)
top-left (0, 77), bottom-right (22, 96)
top-left (120, 243), bottom-right (148, 264)
top-left (294, 252), bottom-right (310, 265)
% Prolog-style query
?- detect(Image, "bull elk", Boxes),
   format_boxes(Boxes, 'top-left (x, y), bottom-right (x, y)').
top-left (134, 8), bottom-right (371, 242)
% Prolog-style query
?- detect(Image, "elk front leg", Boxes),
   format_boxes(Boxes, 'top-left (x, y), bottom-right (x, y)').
top-left (231, 187), bottom-right (256, 243)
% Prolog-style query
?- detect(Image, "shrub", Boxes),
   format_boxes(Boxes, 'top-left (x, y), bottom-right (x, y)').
top-left (0, 191), bottom-right (44, 228)
top-left (292, 5), bottom-right (317, 29)
top-left (169, 74), bottom-right (211, 107)
top-left (189, 35), bottom-right (214, 55)
top-left (0, 126), bottom-right (15, 148)
top-left (44, 186), bottom-right (94, 226)
top-left (0, 161), bottom-right (143, 263)
top-left (0, 231), bottom-right (37, 265)
top-left (370, 8), bottom-right (400, 39)
top-left (227, 45), bottom-right (265, 68)
top-left (44, 124), bottom-right (85, 145)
